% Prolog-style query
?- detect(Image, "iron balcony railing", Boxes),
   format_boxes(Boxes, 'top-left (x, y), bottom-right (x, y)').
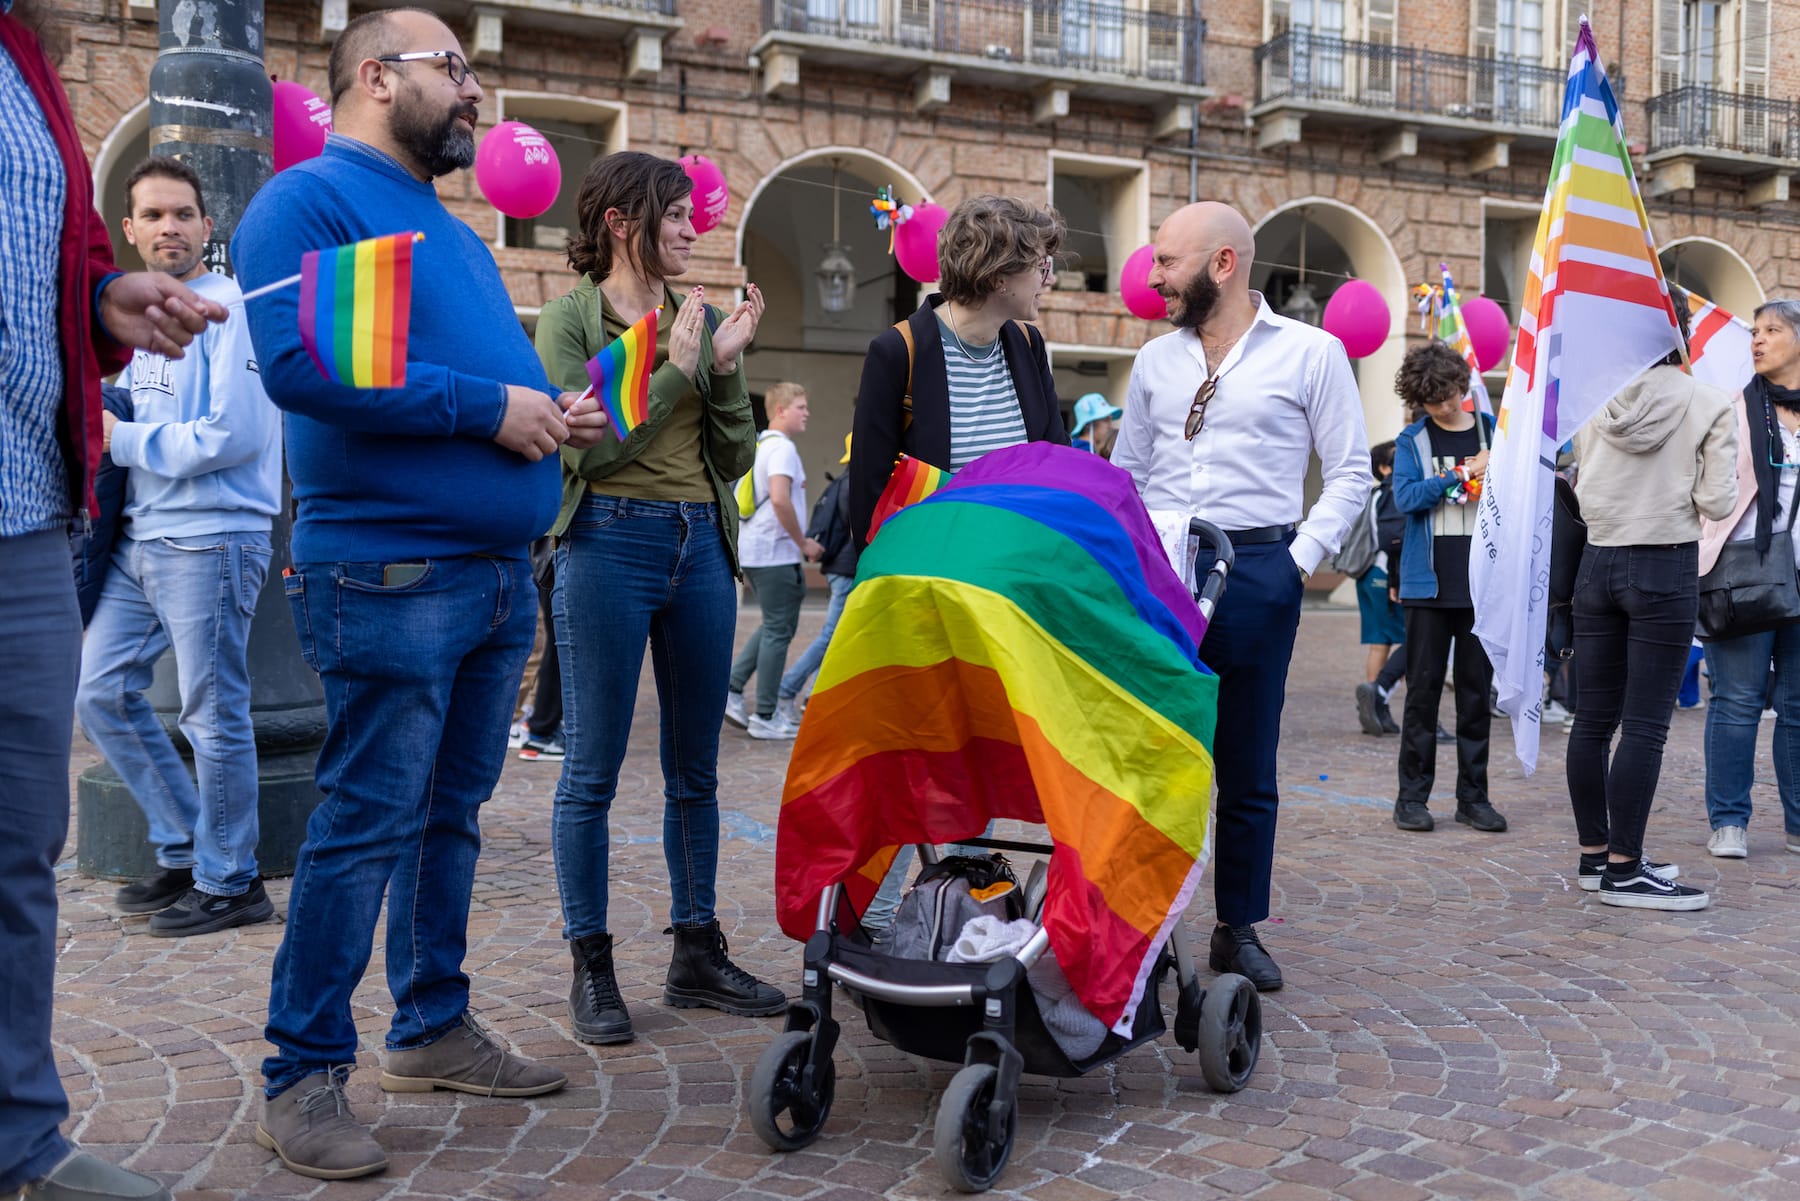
top-left (1647, 85), bottom-right (1800, 162)
top-left (1254, 30), bottom-right (1565, 132)
top-left (764, 0), bottom-right (1203, 86)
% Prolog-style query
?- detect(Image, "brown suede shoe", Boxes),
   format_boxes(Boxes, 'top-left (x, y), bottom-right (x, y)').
top-left (379, 1012), bottom-right (567, 1097)
top-left (254, 1068), bottom-right (387, 1180)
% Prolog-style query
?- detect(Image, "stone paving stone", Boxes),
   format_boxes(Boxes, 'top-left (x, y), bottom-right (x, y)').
top-left (45, 604), bottom-right (1800, 1198)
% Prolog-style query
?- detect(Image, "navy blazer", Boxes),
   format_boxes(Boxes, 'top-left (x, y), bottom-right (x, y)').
top-left (849, 295), bottom-right (1068, 548)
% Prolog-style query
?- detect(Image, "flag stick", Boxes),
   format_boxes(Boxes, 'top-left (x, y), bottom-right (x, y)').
top-left (240, 272), bottom-right (301, 302)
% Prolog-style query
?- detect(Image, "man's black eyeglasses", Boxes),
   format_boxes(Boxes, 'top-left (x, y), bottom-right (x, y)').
top-left (377, 50), bottom-right (479, 89)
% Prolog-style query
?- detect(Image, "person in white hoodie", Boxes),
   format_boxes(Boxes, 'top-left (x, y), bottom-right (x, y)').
top-left (75, 157), bottom-right (282, 936)
top-left (1566, 289), bottom-right (1737, 911)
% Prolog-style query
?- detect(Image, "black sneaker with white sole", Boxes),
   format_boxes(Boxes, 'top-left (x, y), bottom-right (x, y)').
top-left (148, 879), bottom-right (276, 936)
top-left (1579, 856), bottom-right (1678, 892)
top-left (1596, 864), bottom-right (1709, 911)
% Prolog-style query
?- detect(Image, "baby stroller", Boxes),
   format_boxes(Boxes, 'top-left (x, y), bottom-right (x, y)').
top-left (747, 445), bottom-right (1261, 1192)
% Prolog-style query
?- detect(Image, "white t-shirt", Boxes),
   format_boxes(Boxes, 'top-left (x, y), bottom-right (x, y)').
top-left (739, 430), bottom-right (806, 567)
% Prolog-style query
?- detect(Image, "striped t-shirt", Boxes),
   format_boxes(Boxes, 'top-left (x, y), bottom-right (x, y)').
top-left (937, 316), bottom-right (1028, 470)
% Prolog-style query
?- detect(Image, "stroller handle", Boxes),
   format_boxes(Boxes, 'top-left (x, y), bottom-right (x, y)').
top-left (1189, 518), bottom-right (1234, 624)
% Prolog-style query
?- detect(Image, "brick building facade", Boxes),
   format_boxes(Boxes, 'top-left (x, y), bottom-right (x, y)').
top-left (53, 0), bottom-right (1800, 478)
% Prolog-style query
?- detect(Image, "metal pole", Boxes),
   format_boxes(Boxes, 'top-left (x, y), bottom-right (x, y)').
top-left (78, 0), bottom-right (327, 881)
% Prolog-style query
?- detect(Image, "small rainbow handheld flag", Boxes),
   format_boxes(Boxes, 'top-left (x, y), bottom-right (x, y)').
top-left (586, 308), bottom-right (659, 443)
top-left (297, 231), bottom-right (422, 388)
top-left (867, 453), bottom-right (949, 539)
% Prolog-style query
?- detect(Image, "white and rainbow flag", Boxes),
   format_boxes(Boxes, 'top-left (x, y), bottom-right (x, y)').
top-left (1471, 16), bottom-right (1685, 774)
top-left (1686, 291), bottom-right (1756, 395)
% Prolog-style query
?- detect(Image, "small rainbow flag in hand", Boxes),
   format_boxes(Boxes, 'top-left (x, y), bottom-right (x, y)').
top-left (298, 231), bottom-right (421, 388)
top-left (867, 453), bottom-right (949, 539)
top-left (586, 308), bottom-right (659, 442)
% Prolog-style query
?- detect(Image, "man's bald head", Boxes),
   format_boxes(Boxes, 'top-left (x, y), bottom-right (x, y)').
top-left (1157, 202), bottom-right (1256, 276)
top-left (328, 7), bottom-right (453, 105)
top-left (1148, 201), bottom-right (1258, 332)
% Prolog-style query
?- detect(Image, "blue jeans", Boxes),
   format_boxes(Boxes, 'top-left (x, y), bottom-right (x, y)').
top-left (263, 555), bottom-right (534, 1097)
top-left (76, 531), bottom-right (271, 895)
top-left (780, 573), bottom-right (854, 701)
top-left (553, 497), bottom-right (734, 936)
top-left (1703, 622), bottom-right (1800, 833)
top-left (0, 531), bottom-right (82, 1192)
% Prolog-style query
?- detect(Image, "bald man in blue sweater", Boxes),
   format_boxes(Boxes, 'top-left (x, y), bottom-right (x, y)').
top-left (233, 7), bottom-right (607, 1181)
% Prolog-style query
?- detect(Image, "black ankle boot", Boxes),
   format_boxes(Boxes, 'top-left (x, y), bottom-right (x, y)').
top-left (569, 932), bottom-right (634, 1045)
top-left (663, 920), bottom-right (788, 1016)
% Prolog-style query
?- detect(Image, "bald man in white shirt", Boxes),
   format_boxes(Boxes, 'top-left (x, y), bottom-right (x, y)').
top-left (1113, 202), bottom-right (1371, 992)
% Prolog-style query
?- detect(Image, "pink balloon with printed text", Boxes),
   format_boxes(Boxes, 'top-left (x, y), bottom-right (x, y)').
top-left (476, 121), bottom-right (561, 220)
top-left (1461, 296), bottom-right (1512, 372)
top-left (1321, 279), bottom-right (1391, 359)
top-left (271, 80), bottom-right (331, 172)
top-left (681, 155), bottom-right (730, 234)
top-left (894, 202), bottom-right (949, 284)
top-left (1120, 244), bottom-right (1168, 321)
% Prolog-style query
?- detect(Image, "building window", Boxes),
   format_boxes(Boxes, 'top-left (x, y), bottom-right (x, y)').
top-left (494, 94), bottom-right (626, 253)
top-left (1048, 153), bottom-right (1148, 295)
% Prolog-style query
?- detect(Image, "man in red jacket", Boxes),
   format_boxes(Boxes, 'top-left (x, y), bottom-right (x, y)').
top-left (0, 5), bottom-right (228, 1199)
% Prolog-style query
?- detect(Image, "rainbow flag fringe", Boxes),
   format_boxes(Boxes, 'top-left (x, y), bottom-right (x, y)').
top-left (298, 231), bottom-right (421, 388)
top-left (867, 454), bottom-right (949, 539)
top-left (775, 443), bottom-right (1218, 1036)
top-left (587, 308), bottom-right (659, 442)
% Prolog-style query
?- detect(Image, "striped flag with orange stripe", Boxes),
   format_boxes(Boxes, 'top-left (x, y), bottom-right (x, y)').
top-left (1471, 17), bottom-right (1684, 774)
top-left (1686, 292), bottom-right (1755, 395)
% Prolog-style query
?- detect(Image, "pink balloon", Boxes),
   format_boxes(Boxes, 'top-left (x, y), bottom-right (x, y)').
top-left (1461, 295), bottom-right (1511, 372)
top-left (894, 202), bottom-right (949, 284)
top-left (680, 154), bottom-right (730, 234)
top-left (271, 80), bottom-right (331, 172)
top-left (1321, 279), bottom-right (1391, 359)
top-left (1120, 243), bottom-right (1167, 321)
top-left (475, 121), bottom-right (561, 220)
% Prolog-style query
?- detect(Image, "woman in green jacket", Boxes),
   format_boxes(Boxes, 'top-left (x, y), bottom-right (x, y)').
top-left (535, 151), bottom-right (781, 1047)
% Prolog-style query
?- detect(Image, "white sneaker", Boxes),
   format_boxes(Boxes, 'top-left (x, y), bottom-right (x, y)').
top-left (1708, 826), bottom-right (1748, 858)
top-left (507, 720), bottom-right (527, 749)
top-left (747, 714), bottom-right (797, 741)
top-left (723, 692), bottom-right (748, 729)
top-left (774, 696), bottom-right (804, 729)
top-left (1542, 700), bottom-right (1572, 724)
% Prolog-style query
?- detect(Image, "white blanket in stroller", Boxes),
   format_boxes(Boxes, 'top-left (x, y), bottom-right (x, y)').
top-left (946, 916), bottom-right (1108, 1060)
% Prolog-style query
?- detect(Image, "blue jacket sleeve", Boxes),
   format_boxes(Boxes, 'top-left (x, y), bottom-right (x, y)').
top-left (230, 173), bottom-right (507, 439)
top-left (1392, 425), bottom-right (1456, 515)
top-left (107, 303), bottom-right (278, 479)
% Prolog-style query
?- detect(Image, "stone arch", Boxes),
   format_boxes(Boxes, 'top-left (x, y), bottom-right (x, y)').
top-left (1252, 196), bottom-right (1411, 442)
top-left (1659, 236), bottom-right (1766, 321)
top-left (733, 146), bottom-right (932, 272)
top-left (90, 100), bottom-right (151, 271)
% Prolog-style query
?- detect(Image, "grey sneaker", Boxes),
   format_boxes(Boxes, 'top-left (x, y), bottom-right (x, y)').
top-left (723, 692), bottom-right (748, 729)
top-left (1708, 826), bottom-right (1748, 858)
top-left (254, 1067), bottom-right (387, 1180)
top-left (17, 1149), bottom-right (172, 1200)
top-left (774, 695), bottom-right (804, 729)
top-left (746, 713), bottom-right (797, 741)
top-left (379, 1012), bottom-right (566, 1097)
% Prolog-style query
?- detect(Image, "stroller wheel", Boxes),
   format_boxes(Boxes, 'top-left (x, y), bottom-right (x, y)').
top-left (747, 1030), bottom-right (836, 1151)
top-left (1197, 972), bottom-right (1262, 1092)
top-left (933, 1063), bottom-right (1016, 1193)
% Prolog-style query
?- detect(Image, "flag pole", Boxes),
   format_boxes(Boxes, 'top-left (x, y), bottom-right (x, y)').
top-left (240, 272), bottom-right (302, 302)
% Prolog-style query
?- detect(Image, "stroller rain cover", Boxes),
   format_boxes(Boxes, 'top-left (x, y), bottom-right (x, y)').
top-left (775, 443), bottom-right (1220, 1036)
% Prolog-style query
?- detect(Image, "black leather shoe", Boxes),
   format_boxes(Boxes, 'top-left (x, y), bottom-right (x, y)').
top-left (1377, 699), bottom-right (1399, 734)
top-left (1393, 800), bottom-right (1434, 831)
top-left (1456, 800), bottom-right (1509, 833)
top-left (1354, 684), bottom-right (1384, 736)
top-left (1208, 924), bottom-right (1283, 992)
top-left (116, 866), bottom-right (193, 915)
top-left (664, 920), bottom-right (787, 1016)
top-left (570, 932), bottom-right (634, 1044)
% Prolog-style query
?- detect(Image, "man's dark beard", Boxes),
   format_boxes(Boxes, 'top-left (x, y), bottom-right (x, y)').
top-left (391, 87), bottom-right (477, 178)
top-left (9, 0), bottom-right (69, 63)
top-left (1169, 270), bottom-right (1220, 331)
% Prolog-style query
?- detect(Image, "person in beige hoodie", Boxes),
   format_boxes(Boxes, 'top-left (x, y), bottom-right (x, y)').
top-left (1566, 293), bottom-right (1737, 912)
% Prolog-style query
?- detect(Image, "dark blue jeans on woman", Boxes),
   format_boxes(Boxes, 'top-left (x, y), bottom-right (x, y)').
top-left (1703, 621), bottom-right (1800, 834)
top-left (264, 554), bottom-right (534, 1097)
top-left (552, 497), bottom-right (735, 936)
top-left (1566, 542), bottom-right (1698, 861)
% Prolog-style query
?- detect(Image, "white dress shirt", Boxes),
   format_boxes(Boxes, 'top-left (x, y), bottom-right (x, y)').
top-left (1112, 292), bottom-right (1373, 577)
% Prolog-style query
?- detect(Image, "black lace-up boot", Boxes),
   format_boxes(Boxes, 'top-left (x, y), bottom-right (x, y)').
top-left (569, 932), bottom-right (634, 1044)
top-left (663, 920), bottom-right (787, 1016)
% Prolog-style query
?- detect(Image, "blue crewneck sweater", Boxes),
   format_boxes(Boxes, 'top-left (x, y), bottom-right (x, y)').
top-left (231, 136), bottom-right (559, 562)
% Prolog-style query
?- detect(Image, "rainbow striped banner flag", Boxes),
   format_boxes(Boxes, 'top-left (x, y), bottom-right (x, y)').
top-left (1471, 16), bottom-right (1684, 773)
top-left (1433, 264), bottom-right (1493, 417)
top-left (297, 232), bottom-right (421, 388)
top-left (586, 308), bottom-right (659, 442)
top-left (775, 443), bottom-right (1218, 1035)
top-left (866, 453), bottom-right (950, 540)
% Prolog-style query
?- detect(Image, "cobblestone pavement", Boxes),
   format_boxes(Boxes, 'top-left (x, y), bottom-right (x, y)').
top-left (50, 601), bottom-right (1800, 1200)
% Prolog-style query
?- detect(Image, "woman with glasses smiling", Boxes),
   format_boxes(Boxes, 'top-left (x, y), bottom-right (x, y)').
top-left (847, 194), bottom-right (1070, 550)
top-left (1699, 297), bottom-right (1800, 862)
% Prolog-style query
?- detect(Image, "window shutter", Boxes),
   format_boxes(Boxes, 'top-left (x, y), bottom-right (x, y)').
top-left (1364, 0), bottom-right (1395, 98)
top-left (1472, 0), bottom-right (1497, 57)
top-left (1270, 0), bottom-right (1291, 37)
top-left (1740, 0), bottom-right (1770, 95)
top-left (1560, 0), bottom-right (1581, 64)
top-left (1655, 0), bottom-right (1681, 92)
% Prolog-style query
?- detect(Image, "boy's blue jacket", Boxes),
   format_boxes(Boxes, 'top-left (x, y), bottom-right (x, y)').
top-left (1391, 411), bottom-right (1495, 601)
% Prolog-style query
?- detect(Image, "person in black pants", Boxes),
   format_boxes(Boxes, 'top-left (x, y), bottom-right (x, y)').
top-left (1389, 343), bottom-right (1507, 834)
top-left (1567, 293), bottom-right (1736, 909)
top-left (518, 537), bottom-right (564, 761)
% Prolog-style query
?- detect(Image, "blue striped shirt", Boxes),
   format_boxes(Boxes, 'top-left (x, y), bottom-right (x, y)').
top-left (936, 316), bottom-right (1027, 470)
top-left (0, 43), bottom-right (70, 534)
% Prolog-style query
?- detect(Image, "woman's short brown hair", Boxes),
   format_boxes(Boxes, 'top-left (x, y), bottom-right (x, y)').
top-left (937, 195), bottom-right (1065, 307)
top-left (566, 151), bottom-right (693, 282)
top-left (1396, 341), bottom-right (1471, 413)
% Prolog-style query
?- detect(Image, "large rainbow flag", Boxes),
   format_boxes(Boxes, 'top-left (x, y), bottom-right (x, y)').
top-left (587, 308), bottom-right (659, 442)
top-left (1471, 17), bottom-right (1684, 773)
top-left (775, 443), bottom-right (1218, 1035)
top-left (298, 231), bottom-right (421, 388)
